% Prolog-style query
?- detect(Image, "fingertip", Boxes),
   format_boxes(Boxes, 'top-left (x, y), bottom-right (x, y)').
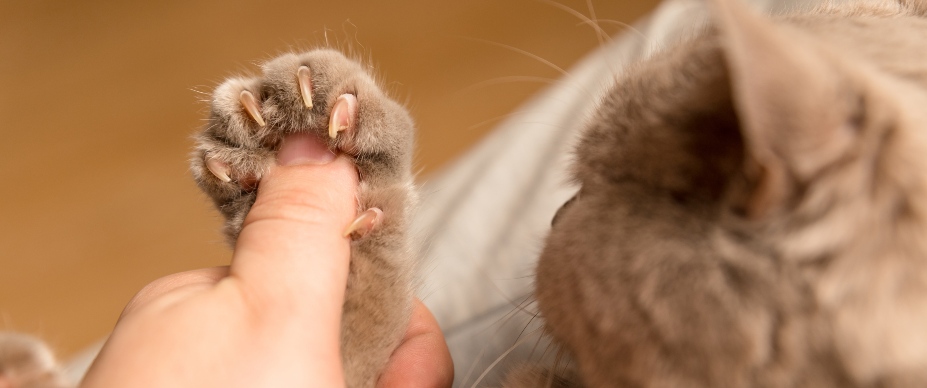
top-left (277, 133), bottom-right (337, 166)
top-left (378, 300), bottom-right (454, 388)
top-left (244, 153), bottom-right (357, 243)
top-left (230, 143), bottom-right (358, 315)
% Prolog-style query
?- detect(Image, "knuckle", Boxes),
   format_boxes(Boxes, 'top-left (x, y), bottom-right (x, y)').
top-left (244, 188), bottom-right (336, 228)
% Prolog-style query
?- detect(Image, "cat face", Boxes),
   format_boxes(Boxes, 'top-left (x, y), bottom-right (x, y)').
top-left (534, 0), bottom-right (927, 386)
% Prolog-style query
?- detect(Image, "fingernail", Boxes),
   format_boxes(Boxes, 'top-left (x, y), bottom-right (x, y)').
top-left (277, 133), bottom-right (336, 166)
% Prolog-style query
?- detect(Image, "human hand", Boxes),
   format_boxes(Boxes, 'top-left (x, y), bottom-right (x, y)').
top-left (81, 134), bottom-right (452, 387)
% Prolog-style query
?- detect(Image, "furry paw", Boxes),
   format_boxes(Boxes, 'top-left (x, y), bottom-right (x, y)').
top-left (192, 49), bottom-right (415, 241)
top-left (192, 49), bottom-right (418, 388)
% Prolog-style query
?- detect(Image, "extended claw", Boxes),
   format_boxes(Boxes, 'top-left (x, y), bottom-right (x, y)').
top-left (239, 90), bottom-right (266, 127)
top-left (205, 157), bottom-right (231, 182)
top-left (297, 66), bottom-right (313, 108)
top-left (343, 207), bottom-right (383, 238)
top-left (329, 94), bottom-right (357, 139)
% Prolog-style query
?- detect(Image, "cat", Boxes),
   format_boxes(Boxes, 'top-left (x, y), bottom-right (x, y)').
top-left (8, 0), bottom-right (927, 386)
top-left (191, 49), bottom-right (418, 387)
top-left (504, 0), bottom-right (927, 386)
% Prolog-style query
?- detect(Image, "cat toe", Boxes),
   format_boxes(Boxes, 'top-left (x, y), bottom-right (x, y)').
top-left (196, 149), bottom-right (265, 193)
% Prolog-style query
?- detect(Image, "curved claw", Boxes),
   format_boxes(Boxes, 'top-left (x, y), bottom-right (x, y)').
top-left (343, 207), bottom-right (383, 238)
top-left (205, 157), bottom-right (231, 182)
top-left (297, 66), bottom-right (314, 108)
top-left (239, 90), bottom-right (266, 127)
top-left (329, 94), bottom-right (357, 139)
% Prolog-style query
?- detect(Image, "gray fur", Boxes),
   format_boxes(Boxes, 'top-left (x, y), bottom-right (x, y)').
top-left (191, 49), bottom-right (417, 387)
top-left (516, 0), bottom-right (927, 386)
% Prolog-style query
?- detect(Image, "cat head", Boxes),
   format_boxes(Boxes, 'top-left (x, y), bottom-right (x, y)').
top-left (556, 0), bottom-right (927, 270)
top-left (535, 0), bottom-right (927, 385)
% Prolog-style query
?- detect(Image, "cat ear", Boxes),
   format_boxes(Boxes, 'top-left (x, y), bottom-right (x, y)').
top-left (708, 0), bottom-right (859, 219)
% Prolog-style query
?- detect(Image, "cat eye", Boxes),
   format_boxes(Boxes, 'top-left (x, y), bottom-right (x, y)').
top-left (551, 193), bottom-right (579, 227)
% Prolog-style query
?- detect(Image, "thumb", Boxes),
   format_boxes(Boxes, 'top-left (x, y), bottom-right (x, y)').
top-left (229, 133), bottom-right (358, 315)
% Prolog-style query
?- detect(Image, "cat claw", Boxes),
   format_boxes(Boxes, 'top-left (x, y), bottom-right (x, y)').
top-left (329, 94), bottom-right (357, 139)
top-left (297, 66), bottom-right (314, 108)
top-left (205, 156), bottom-right (232, 182)
top-left (239, 90), bottom-right (266, 127)
top-left (343, 207), bottom-right (382, 238)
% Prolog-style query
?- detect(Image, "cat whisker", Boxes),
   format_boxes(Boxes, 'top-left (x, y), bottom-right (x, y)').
top-left (483, 292), bottom-right (537, 326)
top-left (535, 331), bottom-right (556, 365)
top-left (458, 37), bottom-right (570, 78)
top-left (464, 109), bottom-right (581, 134)
top-left (456, 76), bottom-right (559, 96)
top-left (512, 311), bottom-right (541, 347)
top-left (476, 266), bottom-right (539, 314)
top-left (341, 19), bottom-right (366, 52)
top-left (525, 331), bottom-right (547, 375)
top-left (455, 32), bottom-right (606, 122)
top-left (471, 326), bottom-right (545, 388)
top-left (458, 294), bottom-right (536, 386)
top-left (590, 19), bottom-right (652, 45)
top-left (585, 0), bottom-right (603, 44)
top-left (458, 91), bottom-right (596, 132)
top-left (550, 0), bottom-right (651, 82)
top-left (537, 0), bottom-right (610, 46)
top-left (189, 87), bottom-right (212, 97)
top-left (547, 345), bottom-right (567, 388)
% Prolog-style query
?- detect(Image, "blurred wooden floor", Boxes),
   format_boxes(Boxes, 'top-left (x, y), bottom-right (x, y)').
top-left (0, 0), bottom-right (658, 357)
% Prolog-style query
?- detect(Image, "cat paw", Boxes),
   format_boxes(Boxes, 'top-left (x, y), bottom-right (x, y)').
top-left (193, 49), bottom-right (418, 387)
top-left (192, 49), bottom-right (415, 241)
top-left (0, 332), bottom-right (70, 388)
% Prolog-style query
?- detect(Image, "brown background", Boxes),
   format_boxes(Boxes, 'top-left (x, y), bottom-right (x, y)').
top-left (0, 0), bottom-right (658, 358)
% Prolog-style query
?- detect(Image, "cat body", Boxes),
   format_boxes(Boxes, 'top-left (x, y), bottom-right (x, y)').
top-left (524, 0), bottom-right (927, 386)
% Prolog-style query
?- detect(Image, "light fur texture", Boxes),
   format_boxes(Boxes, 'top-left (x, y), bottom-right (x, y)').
top-left (0, 332), bottom-right (69, 388)
top-left (514, 0), bottom-right (927, 386)
top-left (191, 49), bottom-right (417, 387)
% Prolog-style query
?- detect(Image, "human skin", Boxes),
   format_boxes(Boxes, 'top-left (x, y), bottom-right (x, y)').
top-left (81, 135), bottom-right (453, 387)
